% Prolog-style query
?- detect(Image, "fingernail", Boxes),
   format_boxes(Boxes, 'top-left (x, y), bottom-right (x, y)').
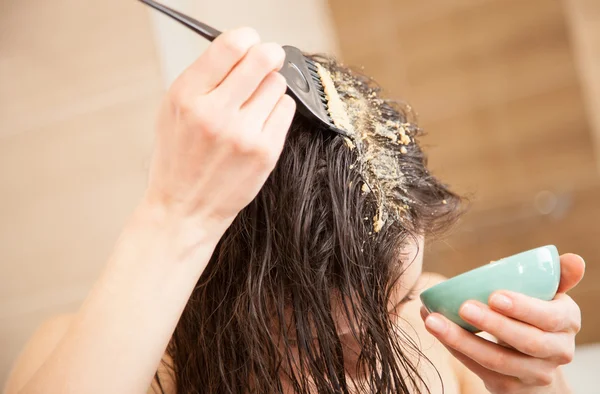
top-left (425, 315), bottom-right (446, 334)
top-left (460, 303), bottom-right (483, 322)
top-left (490, 294), bottom-right (512, 311)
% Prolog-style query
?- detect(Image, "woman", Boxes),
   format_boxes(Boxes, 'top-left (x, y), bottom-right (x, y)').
top-left (6, 28), bottom-right (584, 394)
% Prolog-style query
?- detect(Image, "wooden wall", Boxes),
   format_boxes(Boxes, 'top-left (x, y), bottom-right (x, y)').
top-left (328, 0), bottom-right (600, 344)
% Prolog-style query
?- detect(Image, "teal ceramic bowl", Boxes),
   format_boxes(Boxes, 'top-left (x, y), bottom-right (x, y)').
top-left (420, 245), bottom-right (560, 332)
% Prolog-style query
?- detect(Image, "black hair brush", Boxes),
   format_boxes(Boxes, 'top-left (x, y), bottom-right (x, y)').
top-left (138, 0), bottom-right (351, 139)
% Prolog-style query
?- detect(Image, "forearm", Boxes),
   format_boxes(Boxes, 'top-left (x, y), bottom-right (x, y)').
top-left (19, 203), bottom-right (222, 394)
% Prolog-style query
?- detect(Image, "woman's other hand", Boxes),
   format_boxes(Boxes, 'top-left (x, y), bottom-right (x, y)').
top-left (145, 27), bottom-right (295, 236)
top-left (421, 253), bottom-right (585, 394)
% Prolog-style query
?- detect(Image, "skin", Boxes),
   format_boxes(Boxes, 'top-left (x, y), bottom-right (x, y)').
top-left (4, 27), bottom-right (585, 394)
top-left (5, 27), bottom-right (295, 394)
top-left (277, 239), bottom-right (426, 392)
top-left (421, 253), bottom-right (584, 394)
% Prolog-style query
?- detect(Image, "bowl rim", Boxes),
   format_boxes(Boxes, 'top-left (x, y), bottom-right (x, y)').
top-left (420, 244), bottom-right (558, 297)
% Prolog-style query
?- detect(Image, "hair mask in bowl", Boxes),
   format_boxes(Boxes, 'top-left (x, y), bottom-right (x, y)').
top-left (420, 245), bottom-right (560, 332)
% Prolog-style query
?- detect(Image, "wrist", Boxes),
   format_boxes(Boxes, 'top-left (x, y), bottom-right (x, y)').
top-left (124, 199), bottom-right (227, 265)
top-left (138, 193), bottom-right (234, 235)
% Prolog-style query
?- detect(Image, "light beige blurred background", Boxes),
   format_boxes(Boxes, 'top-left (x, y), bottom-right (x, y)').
top-left (1, 0), bottom-right (599, 391)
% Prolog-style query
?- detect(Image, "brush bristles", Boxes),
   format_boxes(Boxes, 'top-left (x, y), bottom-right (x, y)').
top-left (305, 58), bottom-right (335, 125)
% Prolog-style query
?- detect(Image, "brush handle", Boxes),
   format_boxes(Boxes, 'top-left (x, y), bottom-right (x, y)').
top-left (139, 0), bottom-right (221, 42)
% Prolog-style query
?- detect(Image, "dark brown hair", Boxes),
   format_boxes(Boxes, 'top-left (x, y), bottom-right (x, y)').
top-left (156, 58), bottom-right (462, 393)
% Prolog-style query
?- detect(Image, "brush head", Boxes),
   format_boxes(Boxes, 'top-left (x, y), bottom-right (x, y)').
top-left (136, 1), bottom-right (348, 138)
top-left (280, 46), bottom-right (352, 139)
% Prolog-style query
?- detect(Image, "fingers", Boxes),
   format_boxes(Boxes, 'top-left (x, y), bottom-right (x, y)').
top-left (489, 291), bottom-right (582, 333)
top-left (458, 300), bottom-right (574, 361)
top-left (445, 345), bottom-right (538, 393)
top-left (420, 305), bottom-right (428, 321)
top-left (557, 253), bottom-right (585, 293)
top-left (423, 312), bottom-right (554, 384)
top-left (214, 42), bottom-right (286, 108)
top-left (262, 95), bottom-right (296, 154)
top-left (241, 71), bottom-right (288, 127)
top-left (174, 27), bottom-right (261, 95)
top-left (444, 345), bottom-right (514, 390)
top-left (227, 94), bottom-right (294, 175)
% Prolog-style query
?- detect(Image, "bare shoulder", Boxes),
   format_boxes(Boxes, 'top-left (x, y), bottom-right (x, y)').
top-left (5, 314), bottom-right (76, 394)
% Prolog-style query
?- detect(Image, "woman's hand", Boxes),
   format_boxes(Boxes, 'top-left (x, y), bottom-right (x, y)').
top-left (421, 253), bottom-right (585, 394)
top-left (145, 27), bottom-right (295, 236)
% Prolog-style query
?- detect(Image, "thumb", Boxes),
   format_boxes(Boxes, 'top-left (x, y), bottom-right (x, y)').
top-left (557, 253), bottom-right (585, 294)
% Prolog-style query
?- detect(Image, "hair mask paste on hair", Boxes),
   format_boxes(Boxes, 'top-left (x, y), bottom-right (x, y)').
top-left (316, 61), bottom-right (413, 233)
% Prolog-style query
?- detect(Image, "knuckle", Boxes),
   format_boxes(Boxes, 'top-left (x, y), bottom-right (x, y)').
top-left (167, 82), bottom-right (188, 108)
top-left (523, 333), bottom-right (549, 357)
top-left (271, 43), bottom-right (287, 64)
top-left (546, 314), bottom-right (563, 332)
top-left (486, 312), bottom-right (501, 330)
top-left (179, 96), bottom-right (205, 118)
top-left (521, 339), bottom-right (540, 356)
top-left (229, 133), bottom-right (258, 154)
top-left (232, 141), bottom-right (251, 154)
top-left (219, 27), bottom-right (259, 58)
top-left (168, 87), bottom-right (227, 139)
top-left (555, 348), bottom-right (574, 365)
top-left (483, 351), bottom-right (506, 371)
top-left (235, 27), bottom-right (261, 43)
top-left (280, 94), bottom-right (297, 111)
top-left (180, 99), bottom-right (222, 137)
top-left (443, 328), bottom-right (462, 350)
top-left (221, 38), bottom-right (247, 60)
top-left (254, 144), bottom-right (278, 168)
top-left (555, 338), bottom-right (575, 365)
top-left (550, 295), bottom-right (580, 333)
top-left (270, 72), bottom-right (288, 92)
top-left (512, 295), bottom-right (531, 318)
top-left (569, 303), bottom-right (582, 333)
top-left (533, 370), bottom-right (554, 386)
top-left (201, 120), bottom-right (222, 139)
top-left (571, 317), bottom-right (582, 334)
top-left (477, 307), bottom-right (502, 333)
top-left (250, 43), bottom-right (285, 70)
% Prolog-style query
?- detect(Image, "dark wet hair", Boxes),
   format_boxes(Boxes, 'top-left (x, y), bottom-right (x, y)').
top-left (155, 57), bottom-right (463, 393)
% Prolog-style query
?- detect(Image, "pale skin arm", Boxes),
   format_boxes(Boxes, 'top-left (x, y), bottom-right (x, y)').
top-left (5, 315), bottom-right (74, 394)
top-left (5, 26), bottom-right (296, 394)
top-left (4, 313), bottom-right (175, 394)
